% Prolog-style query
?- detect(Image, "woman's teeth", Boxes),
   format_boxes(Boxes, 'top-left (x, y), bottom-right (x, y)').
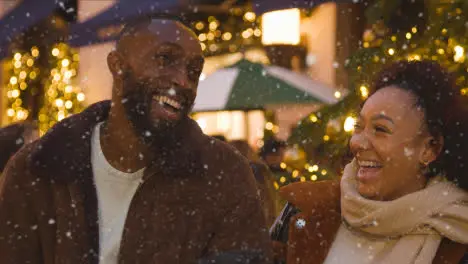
top-left (153, 95), bottom-right (181, 110)
top-left (358, 160), bottom-right (382, 168)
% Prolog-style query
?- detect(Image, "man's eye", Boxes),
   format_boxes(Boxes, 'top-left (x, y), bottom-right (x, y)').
top-left (155, 54), bottom-right (170, 66)
top-left (187, 67), bottom-right (201, 81)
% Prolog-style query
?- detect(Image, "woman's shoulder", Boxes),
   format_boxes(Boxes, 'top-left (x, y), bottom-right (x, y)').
top-left (278, 179), bottom-right (341, 214)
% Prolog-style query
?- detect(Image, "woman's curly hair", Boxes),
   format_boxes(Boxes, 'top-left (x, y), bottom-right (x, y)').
top-left (371, 60), bottom-right (468, 190)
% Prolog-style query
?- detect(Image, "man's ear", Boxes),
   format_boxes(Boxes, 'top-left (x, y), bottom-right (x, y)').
top-left (419, 136), bottom-right (444, 165)
top-left (107, 50), bottom-right (127, 79)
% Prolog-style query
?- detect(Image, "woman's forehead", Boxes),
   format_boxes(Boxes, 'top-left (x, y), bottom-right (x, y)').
top-left (361, 86), bottom-right (422, 119)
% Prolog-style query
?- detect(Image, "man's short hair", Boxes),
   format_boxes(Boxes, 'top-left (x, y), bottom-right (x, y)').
top-left (119, 13), bottom-right (192, 39)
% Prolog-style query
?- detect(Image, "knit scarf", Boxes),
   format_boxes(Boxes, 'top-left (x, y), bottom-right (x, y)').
top-left (341, 160), bottom-right (468, 264)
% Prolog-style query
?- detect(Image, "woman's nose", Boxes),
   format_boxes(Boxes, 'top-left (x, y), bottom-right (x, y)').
top-left (349, 131), bottom-right (371, 153)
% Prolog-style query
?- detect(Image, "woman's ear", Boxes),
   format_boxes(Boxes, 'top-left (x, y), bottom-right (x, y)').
top-left (419, 136), bottom-right (444, 165)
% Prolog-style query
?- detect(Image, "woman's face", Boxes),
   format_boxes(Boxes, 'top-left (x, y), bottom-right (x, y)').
top-left (349, 86), bottom-right (438, 201)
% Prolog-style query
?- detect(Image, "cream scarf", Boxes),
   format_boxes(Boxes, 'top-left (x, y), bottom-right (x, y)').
top-left (340, 160), bottom-right (468, 264)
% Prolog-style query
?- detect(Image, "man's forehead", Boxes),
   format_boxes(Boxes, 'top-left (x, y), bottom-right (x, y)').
top-left (120, 19), bottom-right (200, 53)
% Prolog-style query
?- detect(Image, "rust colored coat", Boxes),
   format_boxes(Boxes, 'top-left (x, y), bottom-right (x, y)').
top-left (272, 180), bottom-right (468, 264)
top-left (0, 101), bottom-right (272, 264)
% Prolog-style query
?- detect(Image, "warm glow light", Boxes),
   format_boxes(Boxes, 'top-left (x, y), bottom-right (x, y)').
top-left (16, 109), bottom-right (27, 120)
top-left (14, 61), bottom-right (22, 68)
top-left (242, 30), bottom-right (252, 39)
top-left (280, 176), bottom-right (286, 183)
top-left (388, 48), bottom-right (395, 55)
top-left (209, 21), bottom-right (218, 31)
top-left (65, 85), bottom-right (73, 93)
top-left (408, 54), bottom-right (421, 61)
top-left (222, 32), bottom-right (232, 41)
top-left (53, 74), bottom-right (61, 81)
top-left (61, 59), bottom-right (70, 67)
top-left (254, 29), bottom-right (262, 37)
top-left (300, 177), bottom-right (306, 182)
top-left (391, 36), bottom-right (397, 42)
top-left (262, 9), bottom-right (300, 45)
top-left (11, 89), bottom-right (20, 98)
top-left (292, 170), bottom-right (299, 178)
top-left (65, 101), bottom-right (73, 109)
top-left (323, 135), bottom-right (330, 141)
top-left (311, 175), bottom-right (318, 181)
top-left (200, 43), bottom-right (206, 51)
top-left (19, 71), bottom-right (27, 79)
top-left (27, 58), bottom-right (34, 67)
top-left (309, 115), bottom-right (318, 122)
top-left (311, 165), bottom-right (319, 172)
top-left (360, 85), bottom-right (369, 99)
top-left (406, 32), bottom-right (412, 39)
top-left (454, 45), bottom-right (465, 62)
top-left (195, 22), bottom-right (204, 30)
top-left (280, 162), bottom-right (287, 169)
top-left (30, 71), bottom-right (37, 79)
top-left (334, 91), bottom-right (342, 99)
top-left (198, 33), bottom-right (206, 42)
top-left (7, 108), bottom-right (15, 117)
top-left (244, 12), bottom-right (256, 22)
top-left (57, 111), bottom-right (65, 121)
top-left (77, 92), bottom-right (85, 102)
top-left (344, 116), bottom-right (356, 132)
top-left (64, 71), bottom-right (73, 79)
top-left (52, 48), bottom-right (60, 56)
top-left (412, 27), bottom-right (417, 33)
top-left (31, 47), bottom-right (39, 57)
top-left (265, 122), bottom-right (274, 130)
top-left (10, 76), bottom-right (18, 85)
top-left (14, 53), bottom-right (21, 61)
top-left (437, 49), bottom-right (445, 55)
top-left (55, 99), bottom-right (64, 107)
top-left (321, 169), bottom-right (327, 175)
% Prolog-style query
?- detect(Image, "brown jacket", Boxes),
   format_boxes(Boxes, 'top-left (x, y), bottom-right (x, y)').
top-left (0, 101), bottom-right (273, 264)
top-left (272, 180), bottom-right (468, 264)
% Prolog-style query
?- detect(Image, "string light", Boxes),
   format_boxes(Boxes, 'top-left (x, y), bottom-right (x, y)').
top-left (244, 12), bottom-right (256, 22)
top-left (454, 45), bottom-right (465, 62)
top-left (344, 116), bottom-right (356, 132)
top-left (334, 91), bottom-right (342, 98)
top-left (360, 85), bottom-right (369, 99)
top-left (388, 48), bottom-right (395, 55)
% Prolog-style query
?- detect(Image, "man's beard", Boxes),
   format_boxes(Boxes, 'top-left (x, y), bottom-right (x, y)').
top-left (120, 72), bottom-right (194, 145)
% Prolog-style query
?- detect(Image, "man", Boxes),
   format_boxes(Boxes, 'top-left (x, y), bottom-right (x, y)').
top-left (0, 16), bottom-right (272, 264)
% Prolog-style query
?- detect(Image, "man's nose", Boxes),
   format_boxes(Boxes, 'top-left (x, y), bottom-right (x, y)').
top-left (172, 70), bottom-right (190, 89)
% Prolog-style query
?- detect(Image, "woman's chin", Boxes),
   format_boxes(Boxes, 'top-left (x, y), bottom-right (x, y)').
top-left (357, 183), bottom-right (380, 200)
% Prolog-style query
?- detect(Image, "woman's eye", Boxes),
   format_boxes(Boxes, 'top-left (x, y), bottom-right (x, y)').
top-left (354, 123), bottom-right (362, 130)
top-left (374, 125), bottom-right (389, 133)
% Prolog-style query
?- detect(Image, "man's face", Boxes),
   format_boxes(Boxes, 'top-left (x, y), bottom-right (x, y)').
top-left (111, 19), bottom-right (204, 138)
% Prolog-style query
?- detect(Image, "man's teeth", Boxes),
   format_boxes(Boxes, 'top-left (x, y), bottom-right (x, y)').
top-left (153, 95), bottom-right (181, 110)
top-left (358, 160), bottom-right (382, 168)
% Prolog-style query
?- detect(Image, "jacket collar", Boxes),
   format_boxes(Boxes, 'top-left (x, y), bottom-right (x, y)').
top-left (31, 100), bottom-right (206, 182)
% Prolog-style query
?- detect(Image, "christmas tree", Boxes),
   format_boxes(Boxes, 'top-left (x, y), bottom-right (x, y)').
top-left (283, 0), bottom-right (468, 186)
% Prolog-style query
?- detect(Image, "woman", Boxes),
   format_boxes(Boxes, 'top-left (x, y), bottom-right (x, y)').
top-left (270, 61), bottom-right (468, 264)
top-left (229, 140), bottom-right (278, 226)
